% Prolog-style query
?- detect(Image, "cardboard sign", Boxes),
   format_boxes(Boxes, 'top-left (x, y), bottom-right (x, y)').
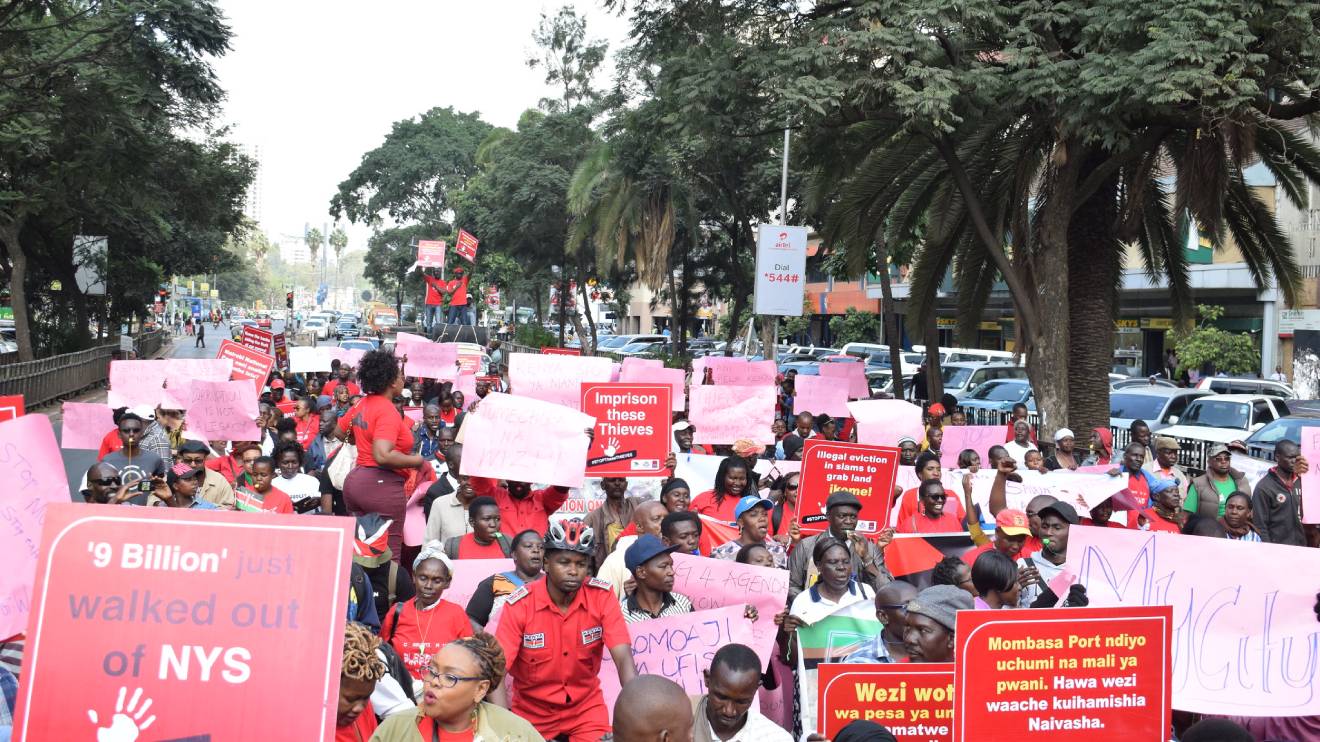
top-left (849, 399), bottom-right (927, 447)
top-left (1298, 425), bottom-right (1320, 523)
top-left (239, 324), bottom-right (273, 354)
top-left (670, 552), bottom-right (787, 667)
top-left (818, 361), bottom-right (870, 399)
top-left (938, 425), bottom-right (1008, 468)
top-left (582, 383), bottom-right (671, 477)
top-left (60, 402), bottom-right (115, 450)
top-left (0, 415), bottom-right (71, 640)
top-left (216, 340), bottom-right (276, 395)
top-left (620, 357), bottom-right (663, 375)
top-left (444, 558), bottom-right (514, 614)
top-left (541, 346), bottom-right (581, 356)
top-left (455, 229), bottom-right (479, 262)
top-left (954, 606), bottom-right (1172, 741)
top-left (619, 364), bottom-right (685, 412)
top-left (108, 360), bottom-right (168, 408)
top-left (460, 392), bottom-right (594, 489)
top-left (288, 346), bottom-right (334, 373)
top-left (793, 374), bottom-right (851, 417)
top-left (712, 359), bottom-right (777, 387)
top-left (416, 239), bottom-right (447, 269)
top-left (396, 333), bottom-right (458, 380)
top-left (184, 379), bottom-right (260, 441)
top-left (798, 440), bottom-right (900, 534)
top-left (819, 663), bottom-right (954, 739)
top-left (0, 394), bottom-right (25, 422)
top-left (13, 504), bottom-right (352, 741)
top-left (689, 385), bottom-right (776, 445)
top-left (1069, 525), bottom-right (1320, 715)
top-left (508, 352), bottom-right (613, 411)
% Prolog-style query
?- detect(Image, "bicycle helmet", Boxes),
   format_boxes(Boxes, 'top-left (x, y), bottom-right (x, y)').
top-left (545, 518), bottom-right (595, 556)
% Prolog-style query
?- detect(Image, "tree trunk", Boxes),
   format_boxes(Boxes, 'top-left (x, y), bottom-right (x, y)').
top-left (724, 291), bottom-right (745, 357)
top-left (878, 257), bottom-right (905, 398)
top-left (1024, 242), bottom-right (1072, 437)
top-left (577, 269), bottom-right (598, 355)
top-left (677, 235), bottom-right (692, 357)
top-left (1066, 167), bottom-right (1120, 450)
top-left (556, 276), bottom-right (567, 347)
top-left (0, 220), bottom-right (34, 361)
top-left (923, 309), bottom-right (943, 401)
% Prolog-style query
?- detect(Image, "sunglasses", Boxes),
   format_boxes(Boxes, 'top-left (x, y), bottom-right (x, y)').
top-left (91, 477), bottom-right (121, 486)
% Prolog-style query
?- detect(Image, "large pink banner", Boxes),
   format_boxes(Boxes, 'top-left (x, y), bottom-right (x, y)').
top-left (1298, 425), bottom-right (1320, 524)
top-left (0, 415), bottom-right (71, 639)
top-left (460, 392), bottom-right (594, 488)
top-left (60, 402), bottom-right (115, 450)
top-left (670, 553), bottom-right (787, 667)
top-left (1070, 525), bottom-right (1320, 716)
top-left (508, 352), bottom-right (613, 411)
top-left (939, 425), bottom-right (1008, 468)
top-left (107, 360), bottom-right (168, 408)
top-left (620, 357), bottom-right (663, 376)
top-left (396, 333), bottom-right (458, 380)
top-left (445, 558), bottom-right (513, 614)
top-left (792, 375), bottom-right (850, 418)
top-left (184, 379), bottom-right (260, 441)
top-left (619, 364), bottom-right (686, 412)
top-left (818, 362), bottom-right (869, 399)
top-left (689, 385), bottom-right (776, 445)
top-left (848, 399), bottom-right (926, 446)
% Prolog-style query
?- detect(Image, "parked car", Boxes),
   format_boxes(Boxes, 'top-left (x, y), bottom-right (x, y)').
top-left (1111, 376), bottom-right (1178, 390)
top-left (1242, 409), bottom-right (1320, 459)
top-left (867, 369), bottom-right (917, 397)
top-left (602, 334), bottom-right (667, 358)
top-left (959, 379), bottom-right (1035, 413)
top-left (256, 316), bottom-right (272, 329)
top-left (336, 320), bottom-right (359, 339)
top-left (1194, 376), bottom-right (1295, 399)
top-left (304, 318), bottom-right (331, 341)
top-left (616, 340), bottom-right (670, 357)
top-left (1158, 394), bottom-right (1293, 444)
top-left (338, 339), bottom-right (379, 352)
top-left (941, 362), bottom-right (1028, 399)
top-left (1108, 387), bottom-right (1212, 433)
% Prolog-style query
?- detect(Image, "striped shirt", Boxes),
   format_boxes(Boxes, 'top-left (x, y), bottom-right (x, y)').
top-left (619, 591), bottom-right (693, 624)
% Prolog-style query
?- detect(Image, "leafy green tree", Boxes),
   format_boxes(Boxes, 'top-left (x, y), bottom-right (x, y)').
top-left (528, 6), bottom-right (607, 114)
top-left (829, 308), bottom-right (884, 347)
top-left (1172, 305), bottom-right (1260, 377)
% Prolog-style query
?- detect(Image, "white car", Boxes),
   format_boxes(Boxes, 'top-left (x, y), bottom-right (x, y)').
top-left (1194, 376), bottom-right (1295, 399)
top-left (304, 318), bottom-right (331, 341)
top-left (1158, 394), bottom-right (1293, 444)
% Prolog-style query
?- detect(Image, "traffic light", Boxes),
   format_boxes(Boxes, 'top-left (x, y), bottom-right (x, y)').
top-left (157, 289), bottom-right (170, 301)
top-left (286, 291), bottom-right (294, 309)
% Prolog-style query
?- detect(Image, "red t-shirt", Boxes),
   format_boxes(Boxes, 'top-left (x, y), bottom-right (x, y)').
top-left (1132, 509), bottom-right (1182, 534)
top-left (324, 380), bottom-right (362, 398)
top-left (456, 533), bottom-right (507, 559)
top-left (896, 487), bottom-right (966, 525)
top-left (769, 500), bottom-right (797, 537)
top-left (386, 599), bottom-right (473, 679)
top-left (1019, 535), bottom-right (1043, 558)
top-left (417, 719), bottom-right (475, 742)
top-left (97, 429), bottom-right (123, 460)
top-left (961, 542), bottom-right (994, 567)
top-left (234, 486), bottom-right (293, 514)
top-left (335, 702), bottom-right (378, 742)
top-left (206, 455), bottom-right (245, 485)
top-left (275, 398), bottom-right (296, 415)
top-left (423, 274), bottom-right (447, 306)
top-left (1125, 473), bottom-right (1151, 510)
top-left (1079, 517), bottom-right (1123, 528)
top-left (690, 490), bottom-right (740, 525)
top-left (339, 394), bottom-right (413, 467)
top-left (896, 510), bottom-right (965, 534)
top-left (446, 274), bottom-right (470, 306)
top-left (295, 415), bottom-right (319, 448)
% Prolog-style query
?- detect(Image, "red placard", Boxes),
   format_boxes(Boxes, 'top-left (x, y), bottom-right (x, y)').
top-left (819, 663), bottom-right (954, 739)
top-left (0, 394), bottom-right (24, 422)
top-left (541, 346), bottom-right (581, 356)
top-left (582, 382), bottom-right (671, 476)
top-left (455, 228), bottom-right (479, 262)
top-left (217, 339), bottom-right (276, 394)
top-left (416, 239), bottom-right (446, 269)
top-left (954, 606), bottom-right (1172, 741)
top-left (798, 439), bottom-right (900, 535)
top-left (239, 324), bottom-right (273, 354)
top-left (13, 503), bottom-right (353, 741)
top-left (271, 332), bottom-right (289, 370)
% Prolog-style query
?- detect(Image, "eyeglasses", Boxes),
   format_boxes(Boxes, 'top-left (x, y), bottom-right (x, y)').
top-left (876, 604), bottom-right (908, 612)
top-left (423, 666), bottom-right (484, 689)
top-left (785, 483), bottom-right (800, 490)
top-left (91, 477), bottom-right (121, 486)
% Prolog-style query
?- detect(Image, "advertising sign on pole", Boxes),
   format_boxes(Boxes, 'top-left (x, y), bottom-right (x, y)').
top-left (581, 383), bottom-right (671, 477)
top-left (753, 224), bottom-right (808, 316)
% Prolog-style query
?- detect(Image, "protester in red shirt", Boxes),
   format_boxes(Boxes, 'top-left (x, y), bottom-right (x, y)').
top-left (896, 451), bottom-right (966, 525)
top-left (385, 545), bottom-right (474, 680)
top-left (268, 378), bottom-right (296, 415)
top-left (1080, 497), bottom-right (1124, 528)
top-left (206, 441), bottom-right (258, 487)
top-left (292, 396), bottom-right (319, 447)
top-left (443, 497), bottom-right (511, 559)
top-left (336, 350), bottom-right (426, 561)
top-left (960, 508), bottom-right (1031, 566)
top-left (690, 456), bottom-right (753, 526)
top-left (97, 407), bottom-right (126, 460)
top-left (233, 456), bottom-right (293, 514)
top-left (324, 366), bottom-right (362, 398)
top-left (1002, 402), bottom-right (1038, 444)
top-left (1133, 485), bottom-right (1185, 534)
top-left (336, 622), bottom-right (386, 742)
top-left (897, 481), bottom-right (965, 534)
top-left (468, 476), bottom-right (569, 539)
top-left (493, 519), bottom-right (637, 740)
top-left (444, 267), bottom-right (470, 324)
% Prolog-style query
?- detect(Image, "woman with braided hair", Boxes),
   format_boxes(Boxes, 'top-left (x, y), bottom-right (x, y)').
top-left (337, 621), bottom-right (387, 741)
top-left (370, 632), bottom-right (543, 741)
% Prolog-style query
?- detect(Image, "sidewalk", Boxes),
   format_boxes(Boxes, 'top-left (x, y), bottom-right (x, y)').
top-left (34, 336), bottom-right (176, 423)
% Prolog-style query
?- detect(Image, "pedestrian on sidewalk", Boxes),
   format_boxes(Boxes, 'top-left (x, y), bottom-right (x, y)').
top-left (195, 321), bottom-right (206, 348)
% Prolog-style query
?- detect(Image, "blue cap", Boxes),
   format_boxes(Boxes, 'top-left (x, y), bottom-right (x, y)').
top-left (624, 534), bottom-right (680, 572)
top-left (733, 494), bottom-right (774, 520)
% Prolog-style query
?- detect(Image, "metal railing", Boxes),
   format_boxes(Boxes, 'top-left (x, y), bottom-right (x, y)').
top-left (0, 330), bottom-right (166, 408)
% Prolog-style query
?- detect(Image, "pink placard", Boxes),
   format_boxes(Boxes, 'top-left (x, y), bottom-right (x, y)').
top-left (620, 357), bottom-right (663, 376)
top-left (453, 371), bottom-right (478, 410)
top-left (107, 360), bottom-right (167, 408)
top-left (162, 359), bottom-right (235, 409)
top-left (1299, 426), bottom-right (1320, 524)
top-left (939, 425), bottom-right (1009, 468)
top-left (508, 352), bottom-right (613, 411)
top-left (818, 361), bottom-right (869, 399)
top-left (712, 359), bottom-right (776, 387)
top-left (460, 392), bottom-right (594, 488)
top-left (792, 375), bottom-right (851, 417)
top-left (403, 407), bottom-right (424, 424)
top-left (619, 365), bottom-right (686, 412)
top-left (1070, 525), bottom-right (1320, 715)
top-left (445, 558), bottom-right (513, 611)
top-left (60, 402), bottom-right (115, 450)
top-left (670, 553), bottom-right (787, 667)
top-left (0, 414), bottom-right (71, 639)
top-left (689, 385), bottom-right (776, 445)
top-left (184, 379), bottom-right (260, 441)
top-left (848, 399), bottom-right (926, 446)
top-left (610, 362), bottom-right (622, 382)
top-left (396, 333), bottom-right (458, 380)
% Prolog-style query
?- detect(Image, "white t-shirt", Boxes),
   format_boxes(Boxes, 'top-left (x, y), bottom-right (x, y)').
top-left (1018, 551), bottom-right (1066, 607)
top-left (1003, 440), bottom-right (1038, 467)
top-left (273, 472), bottom-right (320, 504)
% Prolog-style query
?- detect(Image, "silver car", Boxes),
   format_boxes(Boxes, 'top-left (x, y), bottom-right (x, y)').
top-left (1109, 387), bottom-right (1212, 433)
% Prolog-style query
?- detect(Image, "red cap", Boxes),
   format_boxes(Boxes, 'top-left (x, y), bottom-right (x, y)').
top-left (928, 403), bottom-right (946, 417)
top-left (270, 379), bottom-right (285, 389)
top-left (995, 509), bottom-right (1031, 537)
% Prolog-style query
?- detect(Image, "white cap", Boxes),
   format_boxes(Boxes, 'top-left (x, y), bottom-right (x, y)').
top-left (1054, 427), bottom-right (1075, 442)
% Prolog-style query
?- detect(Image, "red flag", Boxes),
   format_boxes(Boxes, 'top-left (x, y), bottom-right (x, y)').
top-left (697, 514), bottom-right (740, 556)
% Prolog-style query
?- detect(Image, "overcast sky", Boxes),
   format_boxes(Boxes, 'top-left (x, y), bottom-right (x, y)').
top-left (211, 1), bottom-right (631, 250)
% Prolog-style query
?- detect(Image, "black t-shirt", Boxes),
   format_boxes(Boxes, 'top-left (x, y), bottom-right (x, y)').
top-left (363, 561), bottom-right (415, 620)
top-left (101, 449), bottom-right (167, 489)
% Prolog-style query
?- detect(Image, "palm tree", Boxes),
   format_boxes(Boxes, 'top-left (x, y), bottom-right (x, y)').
top-left (329, 226), bottom-right (348, 294)
top-left (305, 227), bottom-right (323, 266)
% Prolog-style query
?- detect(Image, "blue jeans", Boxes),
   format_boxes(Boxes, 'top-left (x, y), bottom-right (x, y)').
top-left (424, 305), bottom-right (441, 330)
top-left (446, 305), bottom-right (470, 325)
